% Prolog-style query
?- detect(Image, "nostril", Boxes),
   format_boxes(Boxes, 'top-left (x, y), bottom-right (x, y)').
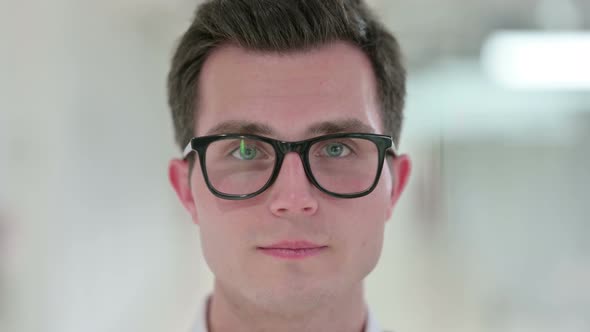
top-left (271, 204), bottom-right (317, 216)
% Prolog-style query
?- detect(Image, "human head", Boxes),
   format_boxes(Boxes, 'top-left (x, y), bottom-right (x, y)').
top-left (168, 0), bottom-right (411, 318)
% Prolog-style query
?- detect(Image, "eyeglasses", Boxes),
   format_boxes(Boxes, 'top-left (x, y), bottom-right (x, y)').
top-left (182, 133), bottom-right (397, 200)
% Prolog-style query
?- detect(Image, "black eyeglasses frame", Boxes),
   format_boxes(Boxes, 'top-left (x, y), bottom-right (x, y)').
top-left (182, 132), bottom-right (397, 200)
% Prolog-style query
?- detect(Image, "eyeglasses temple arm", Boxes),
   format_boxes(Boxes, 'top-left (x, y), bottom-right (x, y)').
top-left (182, 141), bottom-right (193, 159)
top-left (389, 141), bottom-right (398, 156)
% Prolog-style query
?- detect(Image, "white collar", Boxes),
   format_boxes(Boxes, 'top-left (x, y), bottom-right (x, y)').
top-left (191, 296), bottom-right (384, 332)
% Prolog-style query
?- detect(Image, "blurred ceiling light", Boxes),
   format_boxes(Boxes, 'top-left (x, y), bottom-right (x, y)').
top-left (481, 31), bottom-right (590, 90)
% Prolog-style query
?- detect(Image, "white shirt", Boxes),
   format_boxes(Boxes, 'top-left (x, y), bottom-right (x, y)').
top-left (191, 296), bottom-right (385, 332)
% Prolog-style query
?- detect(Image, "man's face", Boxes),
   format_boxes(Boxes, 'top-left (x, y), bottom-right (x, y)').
top-left (170, 42), bottom-right (410, 312)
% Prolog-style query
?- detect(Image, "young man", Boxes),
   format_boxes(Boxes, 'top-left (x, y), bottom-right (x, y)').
top-left (167, 1), bottom-right (411, 331)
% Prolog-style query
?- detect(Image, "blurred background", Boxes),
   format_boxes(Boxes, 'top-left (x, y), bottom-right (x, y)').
top-left (1, 0), bottom-right (589, 331)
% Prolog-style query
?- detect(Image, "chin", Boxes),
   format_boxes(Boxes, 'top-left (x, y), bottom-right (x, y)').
top-left (250, 284), bottom-right (335, 314)
top-left (245, 272), bottom-right (351, 311)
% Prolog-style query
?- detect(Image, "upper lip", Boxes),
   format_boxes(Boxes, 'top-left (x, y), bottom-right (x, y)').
top-left (259, 240), bottom-right (326, 249)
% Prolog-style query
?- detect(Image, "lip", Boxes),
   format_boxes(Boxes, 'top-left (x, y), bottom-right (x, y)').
top-left (262, 240), bottom-right (323, 249)
top-left (257, 241), bottom-right (328, 259)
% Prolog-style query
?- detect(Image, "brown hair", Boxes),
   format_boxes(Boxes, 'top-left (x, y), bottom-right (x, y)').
top-left (167, 0), bottom-right (406, 153)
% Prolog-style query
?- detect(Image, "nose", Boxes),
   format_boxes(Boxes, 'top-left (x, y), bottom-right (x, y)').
top-left (268, 152), bottom-right (319, 217)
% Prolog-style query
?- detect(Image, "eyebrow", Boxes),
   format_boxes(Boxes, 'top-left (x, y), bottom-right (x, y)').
top-left (204, 118), bottom-right (376, 137)
top-left (205, 120), bottom-right (274, 136)
top-left (305, 118), bottom-right (376, 135)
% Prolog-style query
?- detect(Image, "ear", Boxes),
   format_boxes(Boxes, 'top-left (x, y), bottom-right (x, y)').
top-left (168, 158), bottom-right (200, 224)
top-left (385, 154), bottom-right (411, 220)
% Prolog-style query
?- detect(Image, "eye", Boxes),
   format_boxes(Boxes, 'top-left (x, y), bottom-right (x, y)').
top-left (321, 142), bottom-right (351, 158)
top-left (230, 139), bottom-right (265, 160)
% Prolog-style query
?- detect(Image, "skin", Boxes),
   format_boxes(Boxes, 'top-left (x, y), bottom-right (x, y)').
top-left (169, 41), bottom-right (411, 332)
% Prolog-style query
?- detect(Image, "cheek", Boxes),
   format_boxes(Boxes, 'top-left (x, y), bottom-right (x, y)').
top-left (191, 181), bottom-right (270, 281)
top-left (189, 167), bottom-right (247, 275)
top-left (335, 183), bottom-right (390, 270)
top-left (350, 209), bottom-right (386, 276)
top-left (195, 204), bottom-right (255, 281)
top-left (343, 203), bottom-right (386, 252)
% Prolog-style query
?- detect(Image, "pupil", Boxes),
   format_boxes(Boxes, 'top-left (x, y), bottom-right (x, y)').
top-left (240, 140), bottom-right (256, 159)
top-left (328, 144), bottom-right (342, 156)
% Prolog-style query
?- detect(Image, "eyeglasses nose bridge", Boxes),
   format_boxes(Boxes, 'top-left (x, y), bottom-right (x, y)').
top-left (275, 141), bottom-right (313, 182)
top-left (277, 141), bottom-right (306, 155)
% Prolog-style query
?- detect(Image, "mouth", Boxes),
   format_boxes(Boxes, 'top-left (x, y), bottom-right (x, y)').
top-left (257, 241), bottom-right (328, 259)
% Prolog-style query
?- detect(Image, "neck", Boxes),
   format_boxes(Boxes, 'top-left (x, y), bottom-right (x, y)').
top-left (207, 280), bottom-right (368, 332)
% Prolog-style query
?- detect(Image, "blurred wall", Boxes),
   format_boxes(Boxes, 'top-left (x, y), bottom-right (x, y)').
top-left (1, 1), bottom-right (589, 332)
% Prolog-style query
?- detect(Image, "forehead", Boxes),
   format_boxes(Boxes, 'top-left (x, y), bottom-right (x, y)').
top-left (195, 41), bottom-right (382, 140)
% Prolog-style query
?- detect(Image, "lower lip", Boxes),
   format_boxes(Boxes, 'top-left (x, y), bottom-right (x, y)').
top-left (257, 247), bottom-right (327, 259)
